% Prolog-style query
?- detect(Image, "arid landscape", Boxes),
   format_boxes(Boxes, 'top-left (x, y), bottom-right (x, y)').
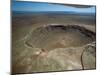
top-left (12, 1), bottom-right (96, 74)
top-left (12, 13), bottom-right (96, 74)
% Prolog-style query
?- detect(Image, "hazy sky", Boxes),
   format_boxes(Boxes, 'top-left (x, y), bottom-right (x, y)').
top-left (12, 1), bottom-right (96, 13)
